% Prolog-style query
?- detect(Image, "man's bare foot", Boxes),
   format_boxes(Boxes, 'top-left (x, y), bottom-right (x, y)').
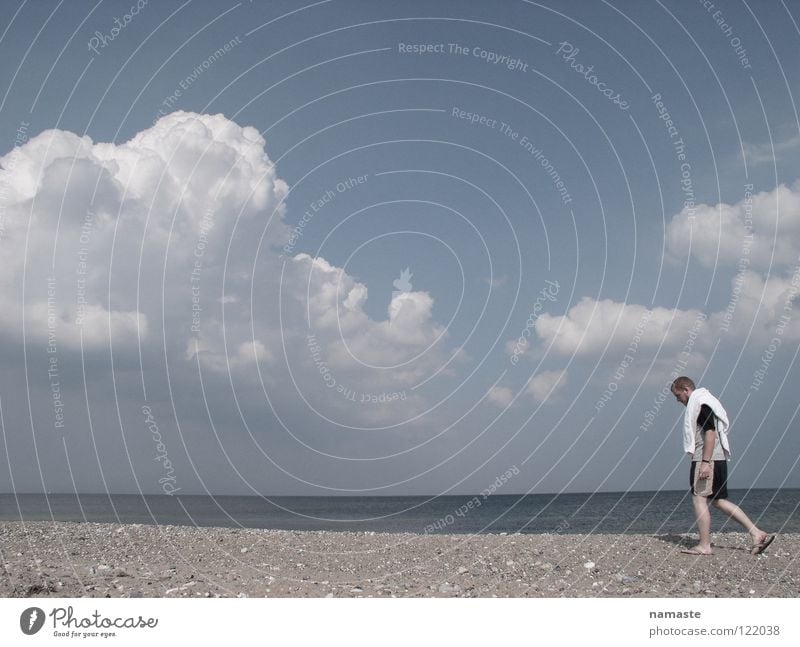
top-left (681, 546), bottom-right (713, 555)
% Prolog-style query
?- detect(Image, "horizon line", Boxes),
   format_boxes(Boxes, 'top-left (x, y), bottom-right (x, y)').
top-left (2, 487), bottom-right (795, 498)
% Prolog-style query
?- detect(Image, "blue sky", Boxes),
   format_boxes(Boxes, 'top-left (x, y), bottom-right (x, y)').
top-left (1, 0), bottom-right (799, 496)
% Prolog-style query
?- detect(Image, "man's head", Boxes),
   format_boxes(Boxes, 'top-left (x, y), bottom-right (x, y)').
top-left (671, 376), bottom-right (696, 406)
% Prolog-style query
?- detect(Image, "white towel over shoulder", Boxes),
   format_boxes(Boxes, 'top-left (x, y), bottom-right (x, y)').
top-left (683, 387), bottom-right (731, 459)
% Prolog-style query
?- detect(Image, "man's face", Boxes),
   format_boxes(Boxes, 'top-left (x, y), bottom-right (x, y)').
top-left (672, 387), bottom-right (690, 406)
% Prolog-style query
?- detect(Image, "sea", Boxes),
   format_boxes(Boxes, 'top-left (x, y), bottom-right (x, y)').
top-left (1, 489), bottom-right (797, 535)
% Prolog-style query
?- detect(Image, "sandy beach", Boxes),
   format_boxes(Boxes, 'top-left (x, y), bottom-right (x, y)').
top-left (1, 522), bottom-right (797, 598)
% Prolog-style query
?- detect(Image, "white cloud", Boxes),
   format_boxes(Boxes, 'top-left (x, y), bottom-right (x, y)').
top-left (0, 111), bottom-right (452, 427)
top-left (527, 370), bottom-right (568, 402)
top-left (0, 111), bottom-right (288, 354)
top-left (534, 297), bottom-right (707, 357)
top-left (711, 269), bottom-right (800, 343)
top-left (504, 337), bottom-right (525, 356)
top-left (487, 385), bottom-right (514, 407)
top-left (666, 181), bottom-right (800, 271)
top-left (531, 267), bottom-right (800, 372)
top-left (743, 134), bottom-right (800, 166)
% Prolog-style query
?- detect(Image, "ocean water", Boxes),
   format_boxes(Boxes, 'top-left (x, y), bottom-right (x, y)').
top-left (1, 490), bottom-right (797, 535)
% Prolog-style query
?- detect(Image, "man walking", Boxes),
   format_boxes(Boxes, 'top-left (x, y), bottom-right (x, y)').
top-left (671, 376), bottom-right (775, 556)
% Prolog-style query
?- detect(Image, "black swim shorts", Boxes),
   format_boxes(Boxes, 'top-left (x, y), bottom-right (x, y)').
top-left (689, 460), bottom-right (729, 500)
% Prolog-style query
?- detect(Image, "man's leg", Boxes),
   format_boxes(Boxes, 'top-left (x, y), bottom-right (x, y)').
top-left (689, 494), bottom-right (714, 553)
top-left (711, 498), bottom-right (769, 545)
top-left (684, 462), bottom-right (714, 554)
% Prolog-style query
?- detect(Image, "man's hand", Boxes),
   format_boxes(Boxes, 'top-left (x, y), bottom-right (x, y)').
top-left (698, 463), bottom-right (712, 480)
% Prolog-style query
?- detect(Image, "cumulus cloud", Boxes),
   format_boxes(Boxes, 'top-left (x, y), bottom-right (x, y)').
top-left (529, 181), bottom-right (800, 369)
top-left (0, 111), bottom-right (451, 428)
top-left (486, 372), bottom-right (568, 408)
top-left (279, 253), bottom-right (451, 426)
top-left (711, 269), bottom-right (800, 343)
top-left (534, 297), bottom-right (707, 357)
top-left (666, 181), bottom-right (800, 271)
top-left (0, 111), bottom-right (288, 355)
top-left (486, 385), bottom-right (514, 407)
top-left (292, 253), bottom-right (445, 373)
top-left (530, 268), bottom-right (800, 378)
top-left (743, 134), bottom-right (800, 166)
top-left (527, 370), bottom-right (567, 402)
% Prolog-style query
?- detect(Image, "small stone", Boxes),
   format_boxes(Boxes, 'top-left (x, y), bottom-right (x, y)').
top-left (240, 548), bottom-right (248, 554)
top-left (583, 561), bottom-right (595, 569)
top-left (437, 582), bottom-right (461, 594)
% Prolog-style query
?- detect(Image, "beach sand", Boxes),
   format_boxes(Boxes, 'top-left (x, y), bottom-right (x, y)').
top-left (1, 522), bottom-right (796, 597)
